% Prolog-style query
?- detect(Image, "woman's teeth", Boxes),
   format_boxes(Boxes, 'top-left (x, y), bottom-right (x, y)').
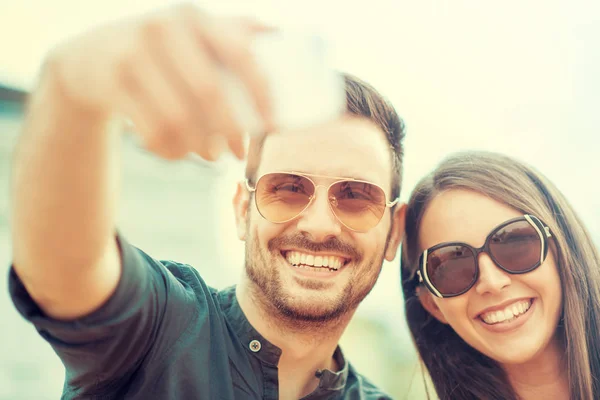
top-left (285, 251), bottom-right (345, 272)
top-left (480, 299), bottom-right (532, 325)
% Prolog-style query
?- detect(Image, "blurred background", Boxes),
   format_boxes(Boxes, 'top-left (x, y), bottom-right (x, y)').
top-left (1, 1), bottom-right (599, 399)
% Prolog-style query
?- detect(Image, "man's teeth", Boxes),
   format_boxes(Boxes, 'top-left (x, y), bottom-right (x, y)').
top-left (481, 300), bottom-right (532, 325)
top-left (285, 251), bottom-right (344, 271)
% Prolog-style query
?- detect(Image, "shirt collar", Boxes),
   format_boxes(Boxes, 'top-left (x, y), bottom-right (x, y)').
top-left (218, 285), bottom-right (349, 394)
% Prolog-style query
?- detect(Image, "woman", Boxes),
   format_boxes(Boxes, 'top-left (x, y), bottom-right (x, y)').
top-left (401, 151), bottom-right (600, 400)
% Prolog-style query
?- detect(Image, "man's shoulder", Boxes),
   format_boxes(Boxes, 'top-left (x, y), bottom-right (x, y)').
top-left (158, 258), bottom-right (201, 280)
top-left (345, 362), bottom-right (394, 400)
top-left (126, 243), bottom-right (229, 309)
top-left (155, 258), bottom-right (218, 294)
top-left (125, 240), bottom-right (218, 297)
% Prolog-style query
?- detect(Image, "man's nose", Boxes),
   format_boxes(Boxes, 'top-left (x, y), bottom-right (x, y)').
top-left (295, 186), bottom-right (342, 242)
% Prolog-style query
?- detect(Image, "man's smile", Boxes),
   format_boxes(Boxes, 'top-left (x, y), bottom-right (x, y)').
top-left (280, 250), bottom-right (351, 276)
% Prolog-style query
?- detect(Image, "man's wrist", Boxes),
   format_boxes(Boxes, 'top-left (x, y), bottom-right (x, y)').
top-left (29, 53), bottom-right (110, 127)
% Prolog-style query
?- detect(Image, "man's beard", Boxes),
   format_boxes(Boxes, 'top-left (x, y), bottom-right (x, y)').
top-left (244, 230), bottom-right (385, 325)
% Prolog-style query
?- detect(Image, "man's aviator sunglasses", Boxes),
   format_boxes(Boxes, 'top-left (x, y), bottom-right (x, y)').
top-left (245, 172), bottom-right (399, 232)
top-left (417, 214), bottom-right (553, 298)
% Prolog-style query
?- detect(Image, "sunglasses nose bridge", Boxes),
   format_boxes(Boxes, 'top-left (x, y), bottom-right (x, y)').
top-left (294, 184), bottom-right (343, 240)
top-left (303, 184), bottom-right (336, 214)
top-left (309, 184), bottom-right (328, 201)
top-left (315, 184), bottom-right (345, 220)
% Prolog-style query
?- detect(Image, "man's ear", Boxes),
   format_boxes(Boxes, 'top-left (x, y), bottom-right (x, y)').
top-left (417, 286), bottom-right (449, 324)
top-left (385, 203), bottom-right (407, 262)
top-left (233, 182), bottom-right (250, 241)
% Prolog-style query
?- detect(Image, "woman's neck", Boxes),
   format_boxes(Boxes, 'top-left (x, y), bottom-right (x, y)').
top-left (503, 336), bottom-right (569, 400)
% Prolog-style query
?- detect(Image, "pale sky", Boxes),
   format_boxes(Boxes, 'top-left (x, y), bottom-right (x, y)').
top-left (2, 0), bottom-right (599, 336)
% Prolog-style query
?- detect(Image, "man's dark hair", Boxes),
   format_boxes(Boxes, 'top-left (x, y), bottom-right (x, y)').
top-left (246, 73), bottom-right (406, 199)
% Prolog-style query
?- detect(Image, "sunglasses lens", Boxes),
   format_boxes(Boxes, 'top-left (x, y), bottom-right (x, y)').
top-left (329, 181), bottom-right (387, 231)
top-left (255, 173), bottom-right (314, 223)
top-left (427, 245), bottom-right (477, 296)
top-left (489, 219), bottom-right (542, 272)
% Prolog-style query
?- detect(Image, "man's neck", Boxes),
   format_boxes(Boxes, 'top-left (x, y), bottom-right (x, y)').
top-left (236, 283), bottom-right (354, 399)
top-left (503, 336), bottom-right (569, 400)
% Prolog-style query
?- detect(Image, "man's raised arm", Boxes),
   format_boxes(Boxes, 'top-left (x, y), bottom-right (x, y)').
top-left (10, 5), bottom-right (272, 320)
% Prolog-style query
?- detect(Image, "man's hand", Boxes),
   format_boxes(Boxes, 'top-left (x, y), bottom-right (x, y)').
top-left (47, 3), bottom-right (273, 160)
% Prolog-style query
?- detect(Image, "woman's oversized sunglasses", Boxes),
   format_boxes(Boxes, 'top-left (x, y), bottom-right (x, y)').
top-left (417, 214), bottom-right (553, 298)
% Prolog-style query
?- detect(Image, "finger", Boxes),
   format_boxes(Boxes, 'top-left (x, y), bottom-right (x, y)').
top-left (117, 47), bottom-right (191, 159)
top-left (186, 135), bottom-right (220, 162)
top-left (148, 17), bottom-right (237, 129)
top-left (118, 93), bottom-right (153, 141)
top-left (183, 105), bottom-right (244, 161)
top-left (197, 134), bottom-right (227, 162)
top-left (117, 88), bottom-right (187, 160)
top-left (226, 133), bottom-right (246, 160)
top-left (187, 11), bottom-right (274, 131)
top-left (150, 14), bottom-right (246, 143)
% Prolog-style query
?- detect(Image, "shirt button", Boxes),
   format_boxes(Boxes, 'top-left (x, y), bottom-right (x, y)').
top-left (249, 340), bottom-right (262, 352)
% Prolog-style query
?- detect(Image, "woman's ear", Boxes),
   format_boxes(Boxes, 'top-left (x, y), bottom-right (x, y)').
top-left (417, 286), bottom-right (449, 324)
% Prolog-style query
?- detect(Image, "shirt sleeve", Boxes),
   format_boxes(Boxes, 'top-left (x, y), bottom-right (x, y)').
top-left (8, 234), bottom-right (200, 397)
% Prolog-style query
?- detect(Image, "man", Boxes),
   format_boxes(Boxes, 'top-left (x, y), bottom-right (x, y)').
top-left (9, 4), bottom-right (406, 399)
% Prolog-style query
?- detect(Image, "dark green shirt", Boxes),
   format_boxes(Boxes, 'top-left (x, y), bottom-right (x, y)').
top-left (9, 236), bottom-right (392, 399)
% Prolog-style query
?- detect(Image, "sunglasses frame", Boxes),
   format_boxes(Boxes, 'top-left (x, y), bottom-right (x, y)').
top-left (245, 171), bottom-right (400, 232)
top-left (417, 214), bottom-right (553, 298)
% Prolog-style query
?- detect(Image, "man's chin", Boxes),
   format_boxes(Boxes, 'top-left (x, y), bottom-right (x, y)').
top-left (273, 287), bottom-right (349, 322)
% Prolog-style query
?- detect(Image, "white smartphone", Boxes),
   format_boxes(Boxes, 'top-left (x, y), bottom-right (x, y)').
top-left (222, 31), bottom-right (346, 136)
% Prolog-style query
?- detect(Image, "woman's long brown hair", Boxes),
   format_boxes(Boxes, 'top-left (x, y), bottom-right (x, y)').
top-left (401, 151), bottom-right (600, 400)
